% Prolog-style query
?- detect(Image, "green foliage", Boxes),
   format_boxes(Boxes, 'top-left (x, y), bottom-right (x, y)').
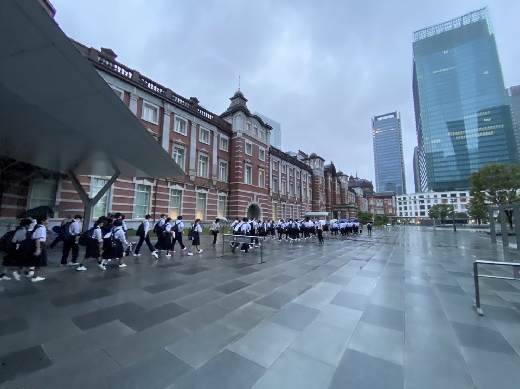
top-left (428, 203), bottom-right (454, 223)
top-left (469, 163), bottom-right (520, 227)
top-left (466, 198), bottom-right (488, 224)
top-left (374, 214), bottom-right (389, 226)
top-left (454, 212), bottom-right (469, 219)
top-left (357, 211), bottom-right (373, 224)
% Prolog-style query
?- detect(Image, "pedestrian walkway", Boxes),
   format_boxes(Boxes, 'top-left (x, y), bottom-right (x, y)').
top-left (1, 227), bottom-right (520, 388)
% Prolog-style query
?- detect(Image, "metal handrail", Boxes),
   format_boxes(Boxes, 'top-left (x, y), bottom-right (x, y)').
top-left (220, 233), bottom-right (265, 263)
top-left (473, 260), bottom-right (520, 316)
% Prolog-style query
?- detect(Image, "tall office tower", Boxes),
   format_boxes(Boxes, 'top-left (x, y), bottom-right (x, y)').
top-left (254, 112), bottom-right (282, 149)
top-left (372, 111), bottom-right (407, 195)
top-left (413, 146), bottom-right (421, 193)
top-left (412, 8), bottom-right (518, 192)
top-left (507, 85), bottom-right (520, 155)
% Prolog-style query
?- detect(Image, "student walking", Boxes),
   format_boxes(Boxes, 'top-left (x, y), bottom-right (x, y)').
top-left (61, 215), bottom-right (82, 270)
top-left (100, 219), bottom-right (128, 269)
top-left (27, 215), bottom-right (49, 282)
top-left (169, 216), bottom-right (187, 254)
top-left (210, 218), bottom-right (220, 245)
top-left (316, 221), bottom-right (324, 244)
top-left (134, 215), bottom-right (159, 258)
top-left (77, 218), bottom-right (106, 271)
top-left (0, 218), bottom-right (32, 281)
top-left (367, 222), bottom-right (373, 235)
top-left (187, 219), bottom-right (203, 256)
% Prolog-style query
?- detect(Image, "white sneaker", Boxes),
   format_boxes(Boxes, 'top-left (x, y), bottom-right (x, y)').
top-left (26, 271), bottom-right (34, 278)
top-left (0, 275), bottom-right (11, 281)
top-left (119, 264), bottom-right (127, 268)
top-left (68, 262), bottom-right (80, 266)
top-left (31, 276), bottom-right (45, 283)
top-left (166, 254), bottom-right (171, 258)
top-left (12, 271), bottom-right (20, 281)
top-left (188, 252), bottom-right (193, 256)
top-left (182, 248), bottom-right (187, 252)
top-left (77, 266), bottom-right (87, 271)
top-left (198, 249), bottom-right (203, 254)
top-left (152, 251), bottom-right (159, 259)
top-left (98, 264), bottom-right (106, 271)
top-left (133, 253), bottom-right (141, 257)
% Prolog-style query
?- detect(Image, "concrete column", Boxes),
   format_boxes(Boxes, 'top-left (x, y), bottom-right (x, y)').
top-left (189, 121), bottom-right (197, 173)
top-left (129, 93), bottom-right (138, 116)
top-left (161, 109), bottom-right (171, 152)
top-left (212, 132), bottom-right (218, 178)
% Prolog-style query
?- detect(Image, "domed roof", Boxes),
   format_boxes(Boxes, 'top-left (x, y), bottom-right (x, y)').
top-left (337, 170), bottom-right (344, 175)
top-left (232, 90), bottom-right (245, 98)
top-left (309, 153), bottom-right (317, 158)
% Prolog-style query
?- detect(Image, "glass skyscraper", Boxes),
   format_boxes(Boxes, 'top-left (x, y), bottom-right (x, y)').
top-left (412, 8), bottom-right (517, 192)
top-left (372, 111), bottom-right (406, 195)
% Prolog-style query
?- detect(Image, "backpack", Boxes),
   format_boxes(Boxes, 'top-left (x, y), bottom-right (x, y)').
top-left (78, 227), bottom-right (96, 246)
top-left (153, 221), bottom-right (165, 237)
top-left (234, 222), bottom-right (243, 233)
top-left (171, 222), bottom-right (181, 234)
top-left (63, 221), bottom-right (74, 239)
top-left (187, 225), bottom-right (196, 240)
top-left (136, 222), bottom-right (145, 237)
top-left (18, 225), bottom-right (43, 257)
top-left (0, 229), bottom-right (18, 253)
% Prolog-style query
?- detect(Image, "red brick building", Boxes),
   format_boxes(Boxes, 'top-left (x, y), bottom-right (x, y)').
top-left (0, 42), bottom-right (391, 228)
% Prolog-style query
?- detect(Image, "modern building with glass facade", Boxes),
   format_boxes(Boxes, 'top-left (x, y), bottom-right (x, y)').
top-left (254, 112), bottom-right (282, 149)
top-left (507, 85), bottom-right (520, 156)
top-left (372, 111), bottom-right (406, 195)
top-left (412, 7), bottom-right (518, 192)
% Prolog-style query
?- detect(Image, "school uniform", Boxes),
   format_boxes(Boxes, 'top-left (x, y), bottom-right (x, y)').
top-left (134, 220), bottom-right (156, 254)
top-left (85, 226), bottom-right (103, 259)
top-left (170, 220), bottom-right (186, 251)
top-left (30, 224), bottom-right (47, 268)
top-left (210, 222), bottom-right (220, 245)
top-left (61, 219), bottom-right (81, 265)
top-left (191, 224), bottom-right (202, 246)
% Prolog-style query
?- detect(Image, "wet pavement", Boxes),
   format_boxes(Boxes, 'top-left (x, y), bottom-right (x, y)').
top-left (1, 226), bottom-right (520, 388)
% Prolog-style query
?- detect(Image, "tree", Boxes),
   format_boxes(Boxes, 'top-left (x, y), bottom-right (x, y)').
top-left (466, 196), bottom-right (488, 225)
top-left (428, 203), bottom-right (454, 224)
top-left (374, 214), bottom-right (389, 226)
top-left (469, 163), bottom-right (520, 228)
top-left (357, 211), bottom-right (373, 224)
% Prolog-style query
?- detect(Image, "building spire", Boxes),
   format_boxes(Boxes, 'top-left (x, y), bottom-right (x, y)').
top-left (238, 75), bottom-right (241, 91)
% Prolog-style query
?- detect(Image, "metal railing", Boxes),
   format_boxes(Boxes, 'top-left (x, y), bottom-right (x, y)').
top-left (220, 233), bottom-right (265, 263)
top-left (473, 260), bottom-right (520, 316)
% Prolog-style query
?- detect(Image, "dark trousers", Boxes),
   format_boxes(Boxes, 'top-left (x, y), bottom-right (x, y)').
top-left (135, 235), bottom-right (155, 254)
top-left (317, 230), bottom-right (323, 243)
top-left (61, 236), bottom-right (79, 265)
top-left (367, 227), bottom-right (372, 235)
top-left (212, 231), bottom-right (218, 244)
top-left (171, 236), bottom-right (186, 250)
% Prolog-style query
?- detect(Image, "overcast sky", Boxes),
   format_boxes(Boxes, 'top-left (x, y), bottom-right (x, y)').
top-left (51, 0), bottom-right (520, 193)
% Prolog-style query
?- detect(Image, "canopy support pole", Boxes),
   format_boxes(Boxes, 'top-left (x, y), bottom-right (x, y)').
top-left (67, 170), bottom-right (120, 230)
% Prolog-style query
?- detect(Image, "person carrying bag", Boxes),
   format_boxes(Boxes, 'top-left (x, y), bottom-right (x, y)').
top-left (210, 218), bottom-right (220, 245)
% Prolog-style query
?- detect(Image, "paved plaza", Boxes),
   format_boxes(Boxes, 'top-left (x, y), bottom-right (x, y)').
top-left (1, 227), bottom-right (520, 388)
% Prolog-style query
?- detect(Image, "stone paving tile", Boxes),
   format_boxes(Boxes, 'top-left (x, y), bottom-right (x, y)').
top-left (252, 349), bottom-right (335, 389)
top-left (255, 290), bottom-right (296, 310)
top-left (175, 289), bottom-right (225, 310)
top-left (0, 345), bottom-right (52, 384)
top-left (361, 303), bottom-right (405, 332)
top-left (71, 302), bottom-right (146, 331)
top-left (0, 316), bottom-right (29, 337)
top-left (451, 321), bottom-right (518, 355)
top-left (49, 288), bottom-right (113, 307)
top-left (220, 302), bottom-right (277, 333)
top-left (120, 302), bottom-right (189, 332)
top-left (213, 280), bottom-right (250, 294)
top-left (329, 349), bottom-right (404, 389)
top-left (227, 321), bottom-right (300, 368)
top-left (165, 322), bottom-right (243, 368)
top-left (142, 279), bottom-right (188, 294)
top-left (96, 350), bottom-right (192, 389)
top-left (172, 303), bottom-right (230, 333)
top-left (268, 303), bottom-right (320, 332)
top-left (331, 291), bottom-right (370, 311)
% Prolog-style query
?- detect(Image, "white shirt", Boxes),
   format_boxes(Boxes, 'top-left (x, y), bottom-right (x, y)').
top-left (70, 220), bottom-right (81, 236)
top-left (32, 225), bottom-right (46, 242)
top-left (92, 226), bottom-right (103, 242)
top-left (172, 220), bottom-right (184, 232)
top-left (12, 228), bottom-right (27, 243)
top-left (194, 224), bottom-right (202, 233)
top-left (143, 220), bottom-right (151, 236)
top-left (240, 223), bottom-right (249, 234)
top-left (113, 227), bottom-right (128, 244)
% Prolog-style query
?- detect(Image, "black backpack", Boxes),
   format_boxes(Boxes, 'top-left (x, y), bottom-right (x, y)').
top-left (18, 226), bottom-right (43, 256)
top-left (62, 221), bottom-right (74, 239)
top-left (78, 227), bottom-right (96, 246)
top-left (171, 222), bottom-right (181, 234)
top-left (153, 221), bottom-right (165, 237)
top-left (136, 222), bottom-right (145, 237)
top-left (0, 228), bottom-right (19, 253)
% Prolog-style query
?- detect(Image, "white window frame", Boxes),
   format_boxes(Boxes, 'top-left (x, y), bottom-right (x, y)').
top-left (169, 188), bottom-right (182, 219)
top-left (281, 179), bottom-right (286, 195)
top-left (219, 135), bottom-right (229, 151)
top-left (29, 179), bottom-right (57, 209)
top-left (217, 194), bottom-right (227, 218)
top-left (198, 153), bottom-right (209, 178)
top-left (282, 164), bottom-right (287, 174)
top-left (245, 164), bottom-right (253, 185)
top-left (109, 85), bottom-right (124, 100)
top-left (196, 192), bottom-right (207, 220)
top-left (91, 177), bottom-right (111, 219)
top-left (245, 141), bottom-right (253, 156)
top-left (297, 170), bottom-right (301, 179)
top-left (272, 177), bottom-right (278, 193)
top-left (259, 129), bottom-right (265, 140)
top-left (259, 169), bottom-right (265, 188)
top-left (253, 126), bottom-right (258, 136)
top-left (246, 122), bottom-right (252, 132)
top-left (219, 160), bottom-right (228, 182)
top-left (135, 184), bottom-right (152, 219)
top-left (199, 127), bottom-right (211, 145)
top-left (174, 116), bottom-right (188, 135)
top-left (141, 101), bottom-right (159, 125)
top-left (172, 145), bottom-right (186, 172)
top-left (259, 147), bottom-right (266, 162)
top-left (272, 161), bottom-right (278, 171)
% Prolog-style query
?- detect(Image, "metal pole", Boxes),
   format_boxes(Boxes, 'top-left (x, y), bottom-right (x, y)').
top-left (222, 232), bottom-right (225, 258)
top-left (259, 237), bottom-right (265, 264)
top-left (514, 204), bottom-right (520, 250)
top-left (489, 206), bottom-right (497, 244)
top-left (500, 205), bottom-right (509, 247)
top-left (473, 262), bottom-right (483, 316)
top-left (433, 218), bottom-right (436, 235)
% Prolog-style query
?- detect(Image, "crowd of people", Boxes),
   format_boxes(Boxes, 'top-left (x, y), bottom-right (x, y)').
top-left (0, 212), bottom-right (373, 282)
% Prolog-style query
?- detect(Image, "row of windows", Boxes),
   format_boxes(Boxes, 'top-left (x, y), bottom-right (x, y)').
top-left (271, 161), bottom-right (307, 182)
top-left (271, 176), bottom-right (311, 198)
top-left (246, 122), bottom-right (266, 141)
